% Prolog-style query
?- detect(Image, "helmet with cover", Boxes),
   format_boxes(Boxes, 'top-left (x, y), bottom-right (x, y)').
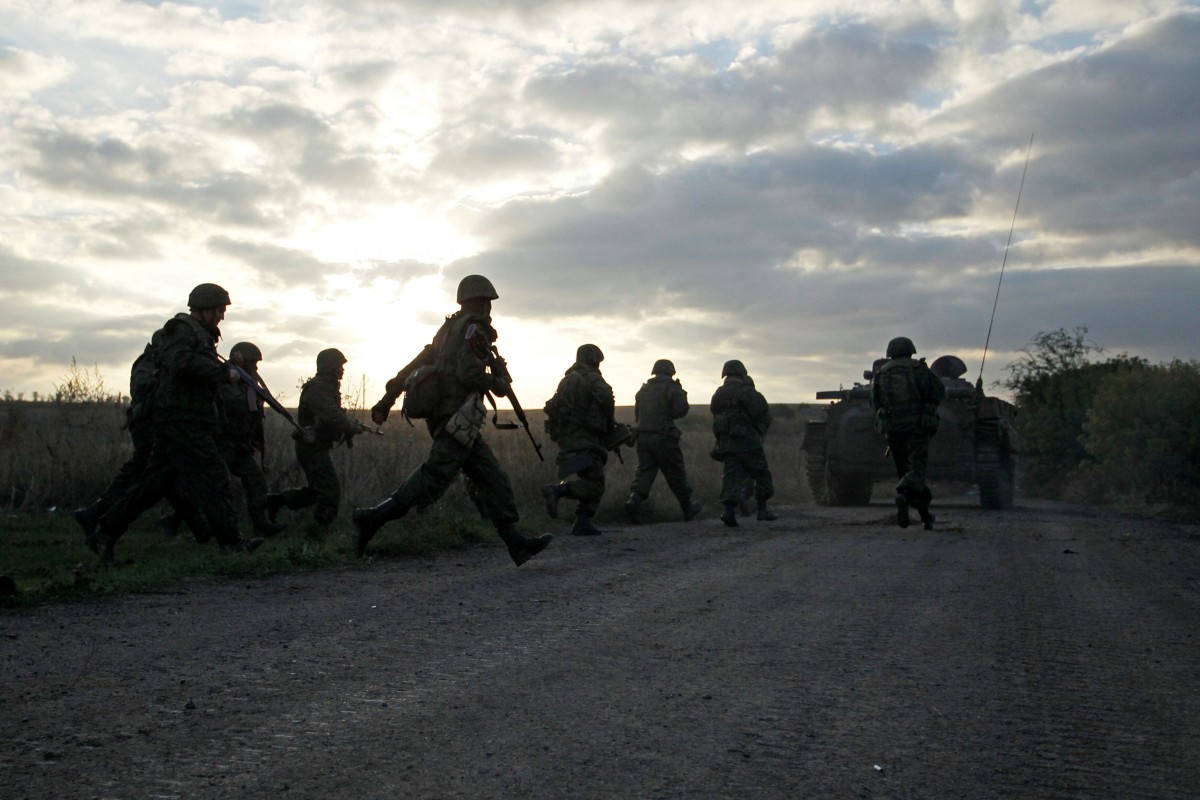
top-left (456, 275), bottom-right (499, 304)
top-left (188, 283), bottom-right (231, 309)
top-left (886, 337), bottom-right (917, 359)
top-left (316, 348), bottom-right (348, 373)
top-left (651, 359), bottom-right (676, 376)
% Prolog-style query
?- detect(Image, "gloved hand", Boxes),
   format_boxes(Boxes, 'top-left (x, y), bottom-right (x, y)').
top-left (371, 392), bottom-right (399, 425)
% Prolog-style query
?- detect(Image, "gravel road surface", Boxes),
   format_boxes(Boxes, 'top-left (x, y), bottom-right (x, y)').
top-left (4, 498), bottom-right (1199, 799)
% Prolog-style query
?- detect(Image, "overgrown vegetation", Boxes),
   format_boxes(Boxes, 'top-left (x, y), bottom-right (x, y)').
top-left (1003, 327), bottom-right (1200, 514)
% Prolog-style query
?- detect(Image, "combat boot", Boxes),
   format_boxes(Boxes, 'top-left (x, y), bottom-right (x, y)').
top-left (352, 498), bottom-right (406, 558)
top-left (498, 526), bottom-right (555, 566)
top-left (683, 500), bottom-right (703, 522)
top-left (250, 508), bottom-right (287, 537)
top-left (87, 529), bottom-right (115, 566)
top-left (542, 483), bottom-right (568, 519)
top-left (895, 492), bottom-right (911, 529)
top-left (73, 500), bottom-right (105, 539)
top-left (220, 536), bottom-right (264, 553)
top-left (720, 503), bottom-right (739, 528)
top-left (624, 492), bottom-right (645, 524)
top-left (571, 512), bottom-right (602, 536)
top-left (756, 500), bottom-right (778, 521)
top-left (737, 486), bottom-right (752, 517)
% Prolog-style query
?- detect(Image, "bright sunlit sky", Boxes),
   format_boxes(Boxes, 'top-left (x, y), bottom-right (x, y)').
top-left (2, 0), bottom-right (1198, 409)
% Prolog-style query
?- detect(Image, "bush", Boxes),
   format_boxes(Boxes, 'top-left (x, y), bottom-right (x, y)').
top-left (1069, 360), bottom-right (1200, 508)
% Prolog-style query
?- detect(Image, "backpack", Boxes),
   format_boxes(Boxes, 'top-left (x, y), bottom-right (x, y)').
top-left (542, 391), bottom-right (566, 442)
top-left (399, 316), bottom-right (463, 421)
top-left (129, 343), bottom-right (160, 402)
top-left (877, 362), bottom-right (920, 412)
top-left (400, 363), bottom-right (443, 420)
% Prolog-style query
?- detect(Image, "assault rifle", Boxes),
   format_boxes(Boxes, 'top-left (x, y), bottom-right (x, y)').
top-left (214, 352), bottom-right (304, 435)
top-left (465, 324), bottom-right (544, 462)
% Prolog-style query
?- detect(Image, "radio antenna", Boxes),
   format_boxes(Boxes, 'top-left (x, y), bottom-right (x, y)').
top-left (978, 132), bottom-right (1034, 389)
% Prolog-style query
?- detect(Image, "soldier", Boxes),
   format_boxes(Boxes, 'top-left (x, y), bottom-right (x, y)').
top-left (266, 349), bottom-right (363, 528)
top-left (624, 359), bottom-right (702, 523)
top-left (870, 336), bottom-right (946, 530)
top-left (213, 342), bottom-right (287, 537)
top-left (541, 344), bottom-right (616, 536)
top-left (710, 359), bottom-right (777, 527)
top-left (87, 283), bottom-right (261, 562)
top-left (352, 275), bottom-right (553, 566)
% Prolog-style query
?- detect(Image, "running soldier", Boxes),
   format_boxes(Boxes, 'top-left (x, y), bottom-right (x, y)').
top-left (352, 275), bottom-right (553, 566)
top-left (266, 348), bottom-right (362, 528)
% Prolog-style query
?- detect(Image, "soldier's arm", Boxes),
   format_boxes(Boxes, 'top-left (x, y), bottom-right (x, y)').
top-left (670, 382), bottom-right (690, 419)
top-left (159, 323), bottom-right (227, 386)
top-left (309, 381), bottom-right (360, 435)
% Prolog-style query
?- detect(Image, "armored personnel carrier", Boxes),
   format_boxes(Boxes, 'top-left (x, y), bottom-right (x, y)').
top-left (802, 355), bottom-right (1019, 509)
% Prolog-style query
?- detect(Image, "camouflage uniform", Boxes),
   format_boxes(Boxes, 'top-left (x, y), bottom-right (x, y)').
top-left (267, 350), bottom-right (360, 526)
top-left (353, 275), bottom-right (552, 566)
top-left (73, 344), bottom-right (209, 542)
top-left (710, 360), bottom-right (776, 527)
top-left (626, 360), bottom-right (701, 522)
top-left (93, 285), bottom-right (256, 560)
top-left (213, 344), bottom-right (286, 536)
top-left (870, 337), bottom-right (946, 528)
top-left (542, 344), bottom-right (615, 535)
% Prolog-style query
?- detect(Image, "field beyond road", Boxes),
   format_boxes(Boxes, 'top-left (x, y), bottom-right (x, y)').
top-left (3, 497), bottom-right (1199, 799)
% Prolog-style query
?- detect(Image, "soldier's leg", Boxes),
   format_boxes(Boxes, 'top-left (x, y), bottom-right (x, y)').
top-left (719, 454), bottom-right (750, 527)
top-left (164, 425), bottom-right (243, 548)
top-left (269, 441), bottom-right (324, 514)
top-left (905, 432), bottom-right (935, 528)
top-left (657, 438), bottom-right (699, 519)
top-left (888, 433), bottom-right (915, 528)
top-left (460, 436), bottom-right (553, 565)
top-left (304, 448), bottom-right (342, 526)
top-left (626, 439), bottom-right (660, 523)
top-left (744, 448), bottom-right (777, 520)
top-left (93, 437), bottom-right (181, 560)
top-left (569, 461), bottom-right (606, 536)
top-left (354, 431), bottom-right (470, 556)
top-left (74, 420), bottom-right (154, 538)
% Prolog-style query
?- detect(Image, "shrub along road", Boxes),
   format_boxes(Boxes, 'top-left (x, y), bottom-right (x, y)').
top-left (3, 497), bottom-right (1198, 799)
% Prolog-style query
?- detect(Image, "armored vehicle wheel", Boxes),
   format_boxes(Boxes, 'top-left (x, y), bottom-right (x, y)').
top-left (802, 422), bottom-right (830, 504)
top-left (976, 420), bottom-right (1015, 510)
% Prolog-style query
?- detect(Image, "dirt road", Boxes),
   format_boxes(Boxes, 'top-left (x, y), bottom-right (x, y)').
top-left (3, 498), bottom-right (1199, 799)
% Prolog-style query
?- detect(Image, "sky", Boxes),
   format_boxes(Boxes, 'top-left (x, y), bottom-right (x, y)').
top-left (2, 0), bottom-right (1198, 410)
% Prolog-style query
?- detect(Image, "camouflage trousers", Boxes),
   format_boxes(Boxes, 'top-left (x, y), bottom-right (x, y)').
top-left (99, 421), bottom-right (238, 545)
top-left (719, 447), bottom-right (774, 505)
top-left (390, 428), bottom-right (519, 528)
top-left (271, 440), bottom-right (341, 525)
top-left (217, 438), bottom-right (269, 513)
top-left (630, 432), bottom-right (693, 509)
top-left (556, 447), bottom-right (607, 517)
top-left (94, 419), bottom-right (201, 523)
top-left (886, 430), bottom-right (934, 507)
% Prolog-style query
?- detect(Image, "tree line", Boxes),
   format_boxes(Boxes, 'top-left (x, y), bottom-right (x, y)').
top-left (1002, 326), bottom-right (1200, 513)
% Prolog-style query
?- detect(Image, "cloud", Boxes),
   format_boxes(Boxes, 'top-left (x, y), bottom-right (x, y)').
top-left (207, 236), bottom-right (348, 289)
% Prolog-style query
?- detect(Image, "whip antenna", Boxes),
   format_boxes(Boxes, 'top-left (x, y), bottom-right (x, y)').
top-left (978, 132), bottom-right (1034, 388)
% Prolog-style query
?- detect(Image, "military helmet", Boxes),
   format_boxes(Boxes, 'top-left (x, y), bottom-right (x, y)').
top-left (188, 283), bottom-right (231, 309)
top-left (577, 343), bottom-right (604, 367)
top-left (652, 359), bottom-right (676, 376)
top-left (316, 348), bottom-right (348, 373)
top-left (456, 274), bottom-right (499, 304)
top-left (721, 359), bottom-right (747, 378)
top-left (230, 342), bottom-right (262, 363)
top-left (886, 336), bottom-right (917, 359)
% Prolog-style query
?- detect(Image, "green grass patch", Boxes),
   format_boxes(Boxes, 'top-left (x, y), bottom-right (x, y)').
top-left (0, 506), bottom-right (503, 609)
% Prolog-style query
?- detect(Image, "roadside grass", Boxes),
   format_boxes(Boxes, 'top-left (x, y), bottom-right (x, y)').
top-left (0, 403), bottom-right (814, 608)
top-left (0, 506), bottom-right (499, 609)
